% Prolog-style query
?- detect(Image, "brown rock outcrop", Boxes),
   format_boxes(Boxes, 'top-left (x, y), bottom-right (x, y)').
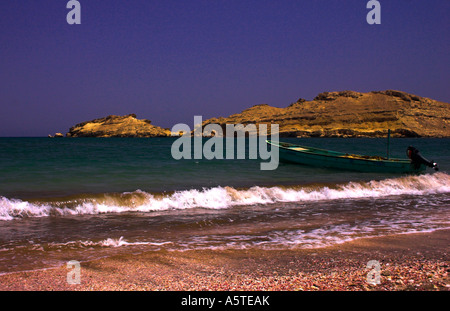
top-left (201, 90), bottom-right (450, 138)
top-left (66, 114), bottom-right (171, 137)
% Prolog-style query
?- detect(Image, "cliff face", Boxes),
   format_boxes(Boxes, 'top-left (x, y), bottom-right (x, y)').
top-left (66, 114), bottom-right (171, 137)
top-left (202, 90), bottom-right (450, 138)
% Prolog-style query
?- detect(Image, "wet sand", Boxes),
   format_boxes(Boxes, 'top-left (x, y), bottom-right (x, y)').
top-left (0, 230), bottom-right (448, 291)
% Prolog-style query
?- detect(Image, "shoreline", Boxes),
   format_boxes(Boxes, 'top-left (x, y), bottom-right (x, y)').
top-left (0, 229), bottom-right (448, 291)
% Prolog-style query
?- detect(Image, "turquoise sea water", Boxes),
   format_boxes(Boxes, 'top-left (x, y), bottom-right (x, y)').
top-left (0, 137), bottom-right (449, 273)
top-left (1, 137), bottom-right (448, 198)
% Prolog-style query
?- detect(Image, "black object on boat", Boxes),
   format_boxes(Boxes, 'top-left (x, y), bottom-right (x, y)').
top-left (407, 146), bottom-right (439, 171)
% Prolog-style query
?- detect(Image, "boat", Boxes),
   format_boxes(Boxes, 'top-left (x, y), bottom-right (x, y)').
top-left (266, 140), bottom-right (438, 173)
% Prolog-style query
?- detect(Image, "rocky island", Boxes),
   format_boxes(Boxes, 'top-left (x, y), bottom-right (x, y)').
top-left (61, 90), bottom-right (449, 138)
top-left (66, 114), bottom-right (171, 137)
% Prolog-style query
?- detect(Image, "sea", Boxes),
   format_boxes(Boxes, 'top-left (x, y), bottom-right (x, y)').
top-left (0, 137), bottom-right (449, 274)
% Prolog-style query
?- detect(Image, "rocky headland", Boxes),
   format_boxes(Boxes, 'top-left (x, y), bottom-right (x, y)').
top-left (201, 90), bottom-right (450, 138)
top-left (61, 90), bottom-right (449, 138)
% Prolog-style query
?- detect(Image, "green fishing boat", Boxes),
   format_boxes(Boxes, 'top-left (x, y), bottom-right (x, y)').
top-left (266, 140), bottom-right (438, 173)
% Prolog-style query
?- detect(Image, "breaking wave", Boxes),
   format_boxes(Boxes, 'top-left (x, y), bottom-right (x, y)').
top-left (1, 172), bottom-right (449, 221)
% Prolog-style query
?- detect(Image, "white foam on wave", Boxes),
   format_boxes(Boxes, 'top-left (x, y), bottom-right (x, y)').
top-left (97, 237), bottom-right (171, 248)
top-left (38, 237), bottom-right (173, 250)
top-left (1, 172), bottom-right (449, 221)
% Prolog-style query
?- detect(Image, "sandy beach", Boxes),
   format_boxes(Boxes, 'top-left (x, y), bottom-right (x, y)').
top-left (0, 229), bottom-right (448, 291)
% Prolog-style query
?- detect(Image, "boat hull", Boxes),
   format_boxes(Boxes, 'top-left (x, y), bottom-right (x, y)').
top-left (268, 140), bottom-right (426, 173)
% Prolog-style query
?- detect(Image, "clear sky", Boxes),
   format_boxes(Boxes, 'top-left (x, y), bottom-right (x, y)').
top-left (0, 1), bottom-right (449, 136)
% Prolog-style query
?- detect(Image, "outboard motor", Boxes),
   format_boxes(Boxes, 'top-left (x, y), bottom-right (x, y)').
top-left (407, 146), bottom-right (439, 171)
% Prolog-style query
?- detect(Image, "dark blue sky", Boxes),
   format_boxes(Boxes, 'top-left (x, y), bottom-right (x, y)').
top-left (1, 1), bottom-right (449, 136)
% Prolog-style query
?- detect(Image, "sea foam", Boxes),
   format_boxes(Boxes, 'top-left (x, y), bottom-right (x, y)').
top-left (1, 172), bottom-right (449, 221)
